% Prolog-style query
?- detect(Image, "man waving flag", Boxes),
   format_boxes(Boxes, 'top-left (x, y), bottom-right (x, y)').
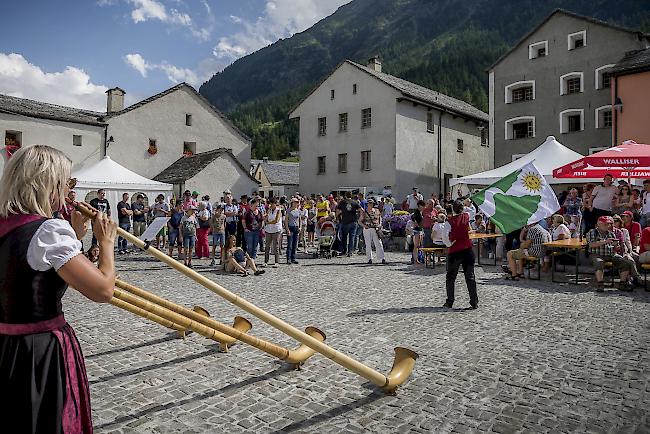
top-left (471, 162), bottom-right (560, 234)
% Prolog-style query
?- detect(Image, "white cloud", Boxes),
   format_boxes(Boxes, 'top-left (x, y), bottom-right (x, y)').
top-left (126, 0), bottom-right (212, 41)
top-left (123, 52), bottom-right (222, 87)
top-left (0, 53), bottom-right (109, 111)
top-left (214, 0), bottom-right (352, 60)
top-left (124, 53), bottom-right (149, 77)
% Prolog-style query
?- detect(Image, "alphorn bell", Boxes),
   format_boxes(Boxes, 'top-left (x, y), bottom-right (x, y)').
top-left (114, 279), bottom-right (325, 366)
top-left (77, 203), bottom-right (417, 393)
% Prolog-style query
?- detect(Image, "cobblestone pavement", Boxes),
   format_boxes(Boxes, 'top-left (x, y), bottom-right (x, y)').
top-left (64, 249), bottom-right (650, 433)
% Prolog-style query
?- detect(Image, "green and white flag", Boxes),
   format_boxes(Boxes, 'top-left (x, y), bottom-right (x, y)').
top-left (471, 162), bottom-right (559, 234)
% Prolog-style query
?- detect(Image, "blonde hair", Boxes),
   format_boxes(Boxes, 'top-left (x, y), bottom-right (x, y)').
top-left (0, 145), bottom-right (72, 218)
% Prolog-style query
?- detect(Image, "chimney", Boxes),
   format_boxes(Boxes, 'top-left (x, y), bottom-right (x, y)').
top-left (106, 87), bottom-right (125, 113)
top-left (367, 55), bottom-right (382, 73)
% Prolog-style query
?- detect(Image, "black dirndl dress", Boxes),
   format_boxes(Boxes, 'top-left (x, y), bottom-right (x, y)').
top-left (0, 215), bottom-right (92, 433)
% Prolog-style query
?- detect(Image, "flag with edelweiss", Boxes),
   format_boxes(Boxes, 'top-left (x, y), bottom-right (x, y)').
top-left (471, 162), bottom-right (560, 234)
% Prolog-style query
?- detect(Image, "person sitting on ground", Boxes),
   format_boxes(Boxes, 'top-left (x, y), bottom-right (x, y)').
top-left (505, 221), bottom-right (551, 280)
top-left (586, 216), bottom-right (633, 292)
top-left (223, 235), bottom-right (264, 276)
top-left (551, 214), bottom-right (571, 241)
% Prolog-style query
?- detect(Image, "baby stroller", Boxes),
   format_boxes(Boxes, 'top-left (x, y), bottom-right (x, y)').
top-left (313, 220), bottom-right (336, 259)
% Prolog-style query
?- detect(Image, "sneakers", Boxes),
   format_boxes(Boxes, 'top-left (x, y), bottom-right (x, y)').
top-left (271, 263), bottom-right (279, 268)
top-left (254, 270), bottom-right (265, 276)
top-left (469, 302), bottom-right (478, 310)
top-left (442, 302), bottom-right (453, 309)
top-left (291, 260), bottom-right (299, 264)
top-left (262, 263), bottom-right (267, 268)
top-left (381, 259), bottom-right (387, 265)
top-left (618, 282), bottom-right (634, 292)
top-left (595, 281), bottom-right (605, 292)
top-left (368, 259), bottom-right (373, 264)
top-left (210, 259), bottom-right (216, 266)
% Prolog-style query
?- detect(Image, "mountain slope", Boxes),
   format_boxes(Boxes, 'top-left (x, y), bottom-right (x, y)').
top-left (199, 0), bottom-right (650, 159)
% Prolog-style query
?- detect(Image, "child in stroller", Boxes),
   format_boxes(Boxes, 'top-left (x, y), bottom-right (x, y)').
top-left (313, 218), bottom-right (337, 259)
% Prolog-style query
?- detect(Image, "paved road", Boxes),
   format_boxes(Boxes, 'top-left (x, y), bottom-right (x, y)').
top-left (65, 250), bottom-right (649, 433)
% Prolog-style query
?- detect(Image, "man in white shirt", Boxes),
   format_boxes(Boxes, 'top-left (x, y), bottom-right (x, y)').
top-left (406, 188), bottom-right (423, 213)
top-left (223, 190), bottom-right (239, 240)
top-left (590, 174), bottom-right (618, 219)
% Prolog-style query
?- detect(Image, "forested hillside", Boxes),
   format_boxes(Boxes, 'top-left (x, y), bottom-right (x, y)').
top-left (199, 0), bottom-right (650, 159)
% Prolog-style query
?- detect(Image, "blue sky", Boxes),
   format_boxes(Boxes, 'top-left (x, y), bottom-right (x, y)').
top-left (0, 0), bottom-right (350, 111)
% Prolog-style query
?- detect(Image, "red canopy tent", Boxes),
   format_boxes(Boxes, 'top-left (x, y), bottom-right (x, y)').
top-left (553, 141), bottom-right (650, 179)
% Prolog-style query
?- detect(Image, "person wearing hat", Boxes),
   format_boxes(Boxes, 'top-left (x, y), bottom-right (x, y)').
top-left (359, 198), bottom-right (386, 264)
top-left (406, 188), bottom-right (423, 213)
top-left (621, 210), bottom-right (641, 250)
top-left (180, 205), bottom-right (199, 268)
top-left (586, 216), bottom-right (633, 291)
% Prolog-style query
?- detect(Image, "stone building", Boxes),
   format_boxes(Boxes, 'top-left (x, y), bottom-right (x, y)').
top-left (488, 9), bottom-right (650, 166)
top-left (610, 47), bottom-right (650, 145)
top-left (289, 57), bottom-right (489, 200)
top-left (250, 158), bottom-right (299, 198)
top-left (154, 148), bottom-right (258, 200)
top-left (0, 83), bottom-right (255, 198)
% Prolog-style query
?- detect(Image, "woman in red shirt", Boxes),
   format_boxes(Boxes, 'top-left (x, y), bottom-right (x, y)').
top-left (442, 201), bottom-right (478, 309)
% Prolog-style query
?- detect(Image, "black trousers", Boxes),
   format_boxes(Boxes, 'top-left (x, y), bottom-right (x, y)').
top-left (445, 248), bottom-right (478, 307)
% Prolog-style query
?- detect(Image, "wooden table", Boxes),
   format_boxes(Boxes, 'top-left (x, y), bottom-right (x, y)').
top-left (470, 233), bottom-right (504, 266)
top-left (543, 238), bottom-right (587, 284)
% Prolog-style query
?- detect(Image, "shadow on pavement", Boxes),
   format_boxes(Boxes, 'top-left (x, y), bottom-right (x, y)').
top-left (273, 392), bottom-right (386, 433)
top-left (86, 334), bottom-right (178, 359)
top-left (90, 349), bottom-right (216, 385)
top-left (94, 366), bottom-right (290, 430)
top-left (348, 306), bottom-right (472, 316)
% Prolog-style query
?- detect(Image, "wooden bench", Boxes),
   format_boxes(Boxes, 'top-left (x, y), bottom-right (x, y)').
top-left (419, 247), bottom-right (446, 268)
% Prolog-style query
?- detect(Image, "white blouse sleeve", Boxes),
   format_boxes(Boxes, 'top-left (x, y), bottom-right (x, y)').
top-left (27, 219), bottom-right (83, 271)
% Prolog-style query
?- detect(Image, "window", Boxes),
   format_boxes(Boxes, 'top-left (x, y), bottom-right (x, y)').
top-left (568, 30), bottom-right (586, 50)
top-left (361, 151), bottom-right (371, 171)
top-left (568, 115), bottom-right (581, 132)
top-left (338, 153), bottom-right (347, 173)
top-left (595, 65), bottom-right (616, 90)
top-left (426, 111), bottom-right (435, 132)
top-left (560, 72), bottom-right (583, 95)
top-left (528, 41), bottom-right (548, 59)
top-left (595, 105), bottom-right (613, 129)
top-left (72, 135), bottom-right (82, 146)
top-left (185, 114), bottom-right (192, 126)
top-left (480, 128), bottom-right (487, 146)
top-left (603, 110), bottom-right (612, 128)
top-left (505, 117), bottom-right (535, 140)
top-left (559, 109), bottom-right (584, 134)
top-left (183, 141), bottom-right (196, 156)
top-left (512, 87), bottom-right (533, 103)
top-left (5, 131), bottom-right (22, 152)
top-left (505, 81), bottom-right (535, 103)
top-left (330, 89), bottom-right (335, 100)
top-left (361, 108), bottom-right (372, 129)
top-left (457, 139), bottom-right (464, 152)
top-left (318, 117), bottom-right (327, 136)
top-left (353, 84), bottom-right (357, 94)
top-left (339, 113), bottom-right (348, 132)
top-left (317, 156), bottom-right (326, 175)
top-left (566, 77), bottom-right (581, 94)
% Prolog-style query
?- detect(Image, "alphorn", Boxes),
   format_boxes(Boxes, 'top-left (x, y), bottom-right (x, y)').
top-left (77, 203), bottom-right (417, 393)
top-left (114, 279), bottom-right (325, 367)
top-left (110, 297), bottom-right (186, 335)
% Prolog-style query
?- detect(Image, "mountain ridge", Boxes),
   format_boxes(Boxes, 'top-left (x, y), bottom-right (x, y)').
top-left (199, 0), bottom-right (650, 159)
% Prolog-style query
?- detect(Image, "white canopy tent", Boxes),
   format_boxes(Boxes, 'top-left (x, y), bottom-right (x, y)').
top-left (72, 156), bottom-right (173, 218)
top-left (450, 136), bottom-right (603, 187)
